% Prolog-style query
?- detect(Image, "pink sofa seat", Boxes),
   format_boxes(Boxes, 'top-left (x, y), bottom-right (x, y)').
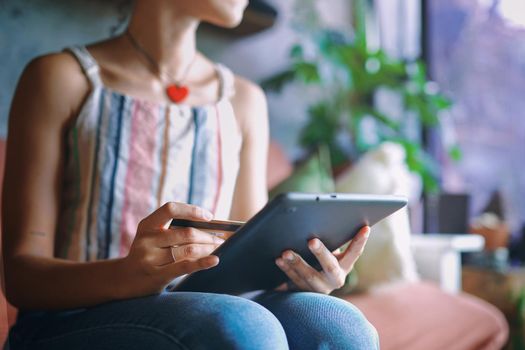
top-left (345, 282), bottom-right (508, 350)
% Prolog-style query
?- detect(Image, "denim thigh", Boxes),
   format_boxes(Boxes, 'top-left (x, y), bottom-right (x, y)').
top-left (8, 292), bottom-right (288, 350)
top-left (253, 292), bottom-right (380, 350)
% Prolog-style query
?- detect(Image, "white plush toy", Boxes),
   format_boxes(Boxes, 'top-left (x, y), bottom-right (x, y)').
top-left (336, 142), bottom-right (420, 291)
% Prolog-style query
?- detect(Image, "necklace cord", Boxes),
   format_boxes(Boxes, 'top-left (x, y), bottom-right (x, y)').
top-left (125, 30), bottom-right (196, 86)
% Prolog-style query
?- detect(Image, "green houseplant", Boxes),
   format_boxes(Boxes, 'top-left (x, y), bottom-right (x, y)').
top-left (262, 0), bottom-right (459, 192)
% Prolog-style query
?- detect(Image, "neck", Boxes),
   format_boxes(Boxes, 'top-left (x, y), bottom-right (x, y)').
top-left (126, 1), bottom-right (199, 80)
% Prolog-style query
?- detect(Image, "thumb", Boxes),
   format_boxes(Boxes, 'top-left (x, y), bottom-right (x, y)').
top-left (339, 226), bottom-right (370, 273)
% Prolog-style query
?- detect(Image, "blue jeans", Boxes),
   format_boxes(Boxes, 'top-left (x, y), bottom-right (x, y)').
top-left (8, 292), bottom-right (379, 349)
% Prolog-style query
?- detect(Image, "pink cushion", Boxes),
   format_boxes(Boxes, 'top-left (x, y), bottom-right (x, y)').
top-left (344, 282), bottom-right (508, 350)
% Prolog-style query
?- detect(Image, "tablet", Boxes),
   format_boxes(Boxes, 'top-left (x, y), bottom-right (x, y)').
top-left (171, 192), bottom-right (407, 294)
top-left (170, 218), bottom-right (244, 240)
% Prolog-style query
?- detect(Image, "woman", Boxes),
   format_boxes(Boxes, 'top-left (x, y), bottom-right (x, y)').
top-left (3, 0), bottom-right (379, 348)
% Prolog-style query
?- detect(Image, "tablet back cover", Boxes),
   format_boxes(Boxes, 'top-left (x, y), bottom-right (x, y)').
top-left (173, 193), bottom-right (407, 294)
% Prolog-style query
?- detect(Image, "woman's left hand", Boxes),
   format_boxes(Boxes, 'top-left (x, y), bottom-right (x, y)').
top-left (275, 226), bottom-right (370, 294)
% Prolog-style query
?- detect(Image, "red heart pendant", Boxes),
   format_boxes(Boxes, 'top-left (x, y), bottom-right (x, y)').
top-left (166, 84), bottom-right (189, 103)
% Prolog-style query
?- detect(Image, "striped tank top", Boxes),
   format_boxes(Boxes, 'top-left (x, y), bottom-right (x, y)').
top-left (55, 46), bottom-right (242, 262)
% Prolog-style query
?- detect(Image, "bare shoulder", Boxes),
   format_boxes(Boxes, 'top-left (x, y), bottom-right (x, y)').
top-left (13, 51), bottom-right (90, 124)
top-left (231, 75), bottom-right (267, 112)
top-left (230, 75), bottom-right (268, 137)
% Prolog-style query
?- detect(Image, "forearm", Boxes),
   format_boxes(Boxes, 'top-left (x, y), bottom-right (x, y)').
top-left (5, 255), bottom-right (140, 311)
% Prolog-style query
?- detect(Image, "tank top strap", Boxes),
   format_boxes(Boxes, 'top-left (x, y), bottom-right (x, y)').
top-left (215, 63), bottom-right (236, 101)
top-left (65, 46), bottom-right (103, 87)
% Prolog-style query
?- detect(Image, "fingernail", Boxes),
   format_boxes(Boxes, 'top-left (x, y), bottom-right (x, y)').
top-left (276, 258), bottom-right (284, 267)
top-left (310, 239), bottom-right (321, 250)
top-left (364, 227), bottom-right (371, 238)
top-left (283, 251), bottom-right (295, 262)
top-left (205, 256), bottom-right (219, 268)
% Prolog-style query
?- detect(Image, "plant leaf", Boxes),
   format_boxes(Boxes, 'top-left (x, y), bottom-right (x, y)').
top-left (260, 69), bottom-right (296, 92)
top-left (448, 145), bottom-right (462, 161)
top-left (293, 61), bottom-right (321, 84)
top-left (290, 44), bottom-right (304, 59)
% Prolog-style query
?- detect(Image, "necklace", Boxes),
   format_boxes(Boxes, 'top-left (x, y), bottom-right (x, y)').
top-left (125, 30), bottom-right (196, 103)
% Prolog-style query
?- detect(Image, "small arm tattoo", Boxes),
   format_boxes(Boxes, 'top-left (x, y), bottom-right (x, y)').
top-left (29, 231), bottom-right (47, 237)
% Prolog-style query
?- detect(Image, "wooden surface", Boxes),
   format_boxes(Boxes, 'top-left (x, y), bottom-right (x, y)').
top-left (462, 266), bottom-right (525, 347)
top-left (463, 266), bottom-right (525, 316)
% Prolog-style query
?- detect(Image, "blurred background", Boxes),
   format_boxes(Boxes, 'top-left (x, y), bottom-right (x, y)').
top-left (1, 0), bottom-right (525, 347)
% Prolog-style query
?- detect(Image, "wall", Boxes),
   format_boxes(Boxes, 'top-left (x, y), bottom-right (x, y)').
top-left (0, 0), bottom-right (352, 159)
top-left (0, 0), bottom-right (126, 137)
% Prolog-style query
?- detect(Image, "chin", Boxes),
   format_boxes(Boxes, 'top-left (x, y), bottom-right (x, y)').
top-left (205, 0), bottom-right (247, 28)
top-left (219, 13), bottom-right (245, 28)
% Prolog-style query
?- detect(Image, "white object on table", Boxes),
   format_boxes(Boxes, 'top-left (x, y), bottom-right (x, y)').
top-left (411, 234), bottom-right (485, 294)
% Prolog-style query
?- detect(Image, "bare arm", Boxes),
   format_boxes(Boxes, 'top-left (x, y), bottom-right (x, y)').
top-left (2, 55), bottom-right (220, 310)
top-left (228, 77), bottom-right (269, 221)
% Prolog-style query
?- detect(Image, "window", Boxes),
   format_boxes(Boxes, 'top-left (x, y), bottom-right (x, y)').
top-left (426, 0), bottom-right (525, 249)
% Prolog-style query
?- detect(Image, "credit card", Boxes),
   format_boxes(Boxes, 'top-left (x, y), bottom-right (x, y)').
top-left (170, 219), bottom-right (244, 232)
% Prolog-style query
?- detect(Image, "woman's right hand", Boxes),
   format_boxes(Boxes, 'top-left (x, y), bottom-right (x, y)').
top-left (120, 202), bottom-right (224, 298)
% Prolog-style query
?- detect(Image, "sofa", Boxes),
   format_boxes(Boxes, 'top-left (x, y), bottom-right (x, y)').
top-left (1, 140), bottom-right (509, 348)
